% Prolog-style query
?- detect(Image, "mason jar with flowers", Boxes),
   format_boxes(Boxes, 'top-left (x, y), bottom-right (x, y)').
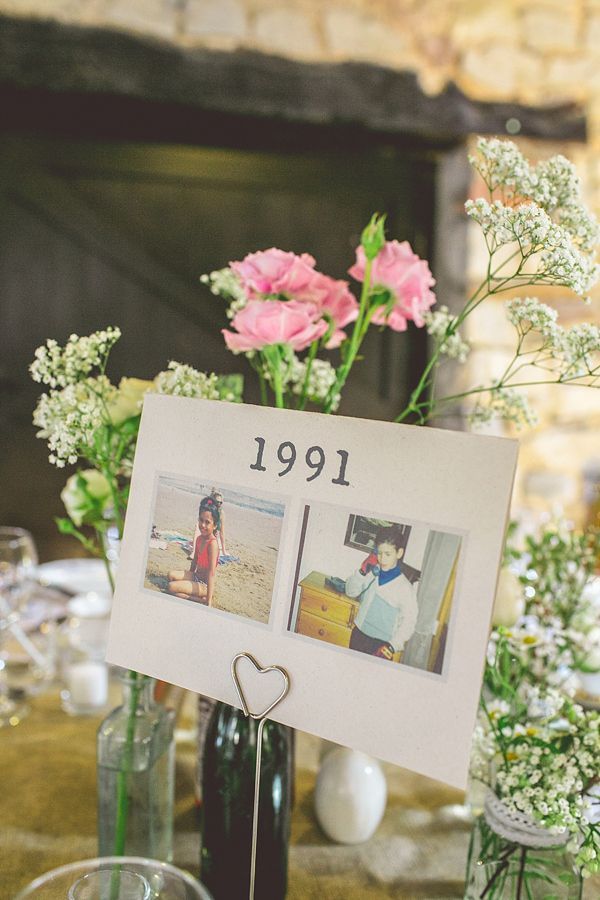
top-left (468, 681), bottom-right (599, 899)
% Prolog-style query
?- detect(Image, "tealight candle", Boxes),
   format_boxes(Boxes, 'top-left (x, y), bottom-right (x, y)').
top-left (65, 660), bottom-right (108, 710)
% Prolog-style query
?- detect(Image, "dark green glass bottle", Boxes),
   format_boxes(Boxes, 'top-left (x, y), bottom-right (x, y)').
top-left (200, 701), bottom-right (292, 900)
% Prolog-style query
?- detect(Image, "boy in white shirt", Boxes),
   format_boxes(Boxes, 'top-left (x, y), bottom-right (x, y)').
top-left (345, 525), bottom-right (419, 660)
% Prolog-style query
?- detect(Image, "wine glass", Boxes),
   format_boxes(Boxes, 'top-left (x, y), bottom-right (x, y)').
top-left (0, 527), bottom-right (39, 726)
top-left (15, 857), bottom-right (212, 898)
top-left (0, 526), bottom-right (38, 607)
top-left (68, 870), bottom-right (151, 900)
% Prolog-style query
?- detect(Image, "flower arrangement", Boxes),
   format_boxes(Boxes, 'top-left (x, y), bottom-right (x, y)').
top-left (203, 138), bottom-right (600, 427)
top-left (30, 331), bottom-right (240, 580)
top-left (471, 521), bottom-right (600, 893)
top-left (31, 138), bottom-right (600, 883)
top-left (472, 683), bottom-right (598, 844)
top-left (30, 332), bottom-right (240, 856)
top-left (471, 671), bottom-right (600, 887)
top-left (468, 679), bottom-right (598, 897)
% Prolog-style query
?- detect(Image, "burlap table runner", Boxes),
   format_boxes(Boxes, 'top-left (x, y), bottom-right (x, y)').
top-left (7, 692), bottom-right (589, 899)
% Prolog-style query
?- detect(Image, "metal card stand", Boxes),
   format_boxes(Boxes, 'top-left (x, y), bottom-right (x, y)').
top-left (231, 652), bottom-right (291, 900)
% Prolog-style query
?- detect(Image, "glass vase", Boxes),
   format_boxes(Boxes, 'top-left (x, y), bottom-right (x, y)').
top-left (97, 671), bottom-right (175, 860)
top-left (465, 794), bottom-right (582, 899)
top-left (200, 701), bottom-right (292, 900)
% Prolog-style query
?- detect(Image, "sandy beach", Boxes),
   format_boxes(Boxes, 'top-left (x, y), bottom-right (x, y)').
top-left (144, 482), bottom-right (283, 624)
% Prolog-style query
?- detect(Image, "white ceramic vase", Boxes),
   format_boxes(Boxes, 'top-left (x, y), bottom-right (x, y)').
top-left (314, 746), bottom-right (387, 844)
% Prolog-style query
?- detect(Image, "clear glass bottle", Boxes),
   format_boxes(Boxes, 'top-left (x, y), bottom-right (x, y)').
top-left (200, 701), bottom-right (292, 900)
top-left (97, 671), bottom-right (175, 860)
top-left (465, 808), bottom-right (582, 899)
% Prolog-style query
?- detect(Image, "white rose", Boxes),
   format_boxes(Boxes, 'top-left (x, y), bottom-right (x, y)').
top-left (492, 568), bottom-right (525, 628)
top-left (61, 469), bottom-right (112, 526)
top-left (107, 378), bottom-right (153, 425)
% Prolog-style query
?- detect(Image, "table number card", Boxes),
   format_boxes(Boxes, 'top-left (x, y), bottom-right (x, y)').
top-left (106, 395), bottom-right (518, 788)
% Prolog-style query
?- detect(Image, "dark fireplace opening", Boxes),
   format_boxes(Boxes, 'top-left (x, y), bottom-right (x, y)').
top-left (1, 126), bottom-right (439, 559)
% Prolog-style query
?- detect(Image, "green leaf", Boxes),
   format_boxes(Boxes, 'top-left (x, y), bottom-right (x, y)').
top-left (54, 517), bottom-right (101, 556)
top-left (117, 414), bottom-right (142, 436)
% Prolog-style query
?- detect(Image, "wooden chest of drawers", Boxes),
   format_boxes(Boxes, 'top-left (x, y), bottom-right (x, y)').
top-left (295, 571), bottom-right (358, 648)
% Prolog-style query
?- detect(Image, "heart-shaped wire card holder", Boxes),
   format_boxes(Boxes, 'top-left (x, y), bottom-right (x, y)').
top-left (230, 651), bottom-right (291, 900)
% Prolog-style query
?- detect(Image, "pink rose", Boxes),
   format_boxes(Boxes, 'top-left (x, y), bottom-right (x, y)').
top-left (231, 249), bottom-right (317, 298)
top-left (296, 272), bottom-right (359, 348)
top-left (349, 240), bottom-right (436, 332)
top-left (222, 300), bottom-right (328, 353)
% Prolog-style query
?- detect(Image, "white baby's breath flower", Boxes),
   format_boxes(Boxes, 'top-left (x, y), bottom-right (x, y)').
top-left (561, 322), bottom-right (600, 376)
top-left (261, 353), bottom-right (340, 410)
top-left (30, 328), bottom-right (121, 388)
top-left (423, 305), bottom-right (470, 362)
top-left (466, 139), bottom-right (600, 303)
top-left (290, 357), bottom-right (339, 407)
top-left (33, 376), bottom-right (116, 467)
top-left (465, 198), bottom-right (514, 246)
top-left (468, 387), bottom-right (538, 430)
top-left (539, 224), bottom-right (600, 295)
top-left (506, 297), bottom-right (560, 342)
top-left (526, 684), bottom-right (565, 720)
top-left (468, 138), bottom-right (531, 194)
top-left (201, 268), bottom-right (248, 319)
top-left (153, 362), bottom-right (222, 400)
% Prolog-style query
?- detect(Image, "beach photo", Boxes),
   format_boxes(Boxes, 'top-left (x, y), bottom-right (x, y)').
top-left (144, 474), bottom-right (285, 624)
top-left (288, 502), bottom-right (462, 675)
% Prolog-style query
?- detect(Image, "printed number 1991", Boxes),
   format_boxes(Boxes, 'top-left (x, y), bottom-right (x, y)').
top-left (250, 437), bottom-right (350, 486)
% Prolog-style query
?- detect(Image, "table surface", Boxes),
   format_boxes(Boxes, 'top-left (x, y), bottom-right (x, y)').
top-left (2, 692), bottom-right (597, 899)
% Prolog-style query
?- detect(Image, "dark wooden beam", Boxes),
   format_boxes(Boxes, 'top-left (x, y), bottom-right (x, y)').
top-left (0, 14), bottom-right (586, 145)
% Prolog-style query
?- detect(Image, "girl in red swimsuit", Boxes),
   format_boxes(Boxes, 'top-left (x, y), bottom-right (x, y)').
top-left (168, 496), bottom-right (220, 605)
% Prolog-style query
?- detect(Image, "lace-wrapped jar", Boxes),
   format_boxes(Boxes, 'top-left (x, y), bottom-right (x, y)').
top-left (465, 792), bottom-right (582, 899)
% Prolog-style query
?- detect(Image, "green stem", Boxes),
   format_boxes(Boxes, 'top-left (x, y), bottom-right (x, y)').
top-left (481, 696), bottom-right (509, 769)
top-left (112, 673), bottom-right (141, 856)
top-left (271, 353), bottom-right (285, 409)
top-left (394, 246), bottom-right (530, 424)
top-left (102, 466), bottom-right (125, 540)
top-left (258, 370), bottom-right (268, 406)
top-left (297, 339), bottom-right (319, 411)
top-left (102, 553), bottom-right (115, 594)
top-left (516, 846), bottom-right (527, 900)
top-left (428, 372), bottom-right (600, 420)
top-left (93, 519), bottom-right (140, 862)
top-left (395, 350), bottom-right (441, 423)
top-left (323, 258), bottom-right (374, 413)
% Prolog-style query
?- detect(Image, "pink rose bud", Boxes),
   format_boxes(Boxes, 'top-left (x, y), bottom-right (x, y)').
top-left (360, 212), bottom-right (387, 261)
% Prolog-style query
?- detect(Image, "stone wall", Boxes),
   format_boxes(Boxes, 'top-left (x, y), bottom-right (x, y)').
top-left (2, 0), bottom-right (599, 526)
top-left (1, 1), bottom-right (595, 109)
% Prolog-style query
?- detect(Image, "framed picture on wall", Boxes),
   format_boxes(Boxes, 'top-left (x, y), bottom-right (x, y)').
top-left (344, 514), bottom-right (411, 552)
